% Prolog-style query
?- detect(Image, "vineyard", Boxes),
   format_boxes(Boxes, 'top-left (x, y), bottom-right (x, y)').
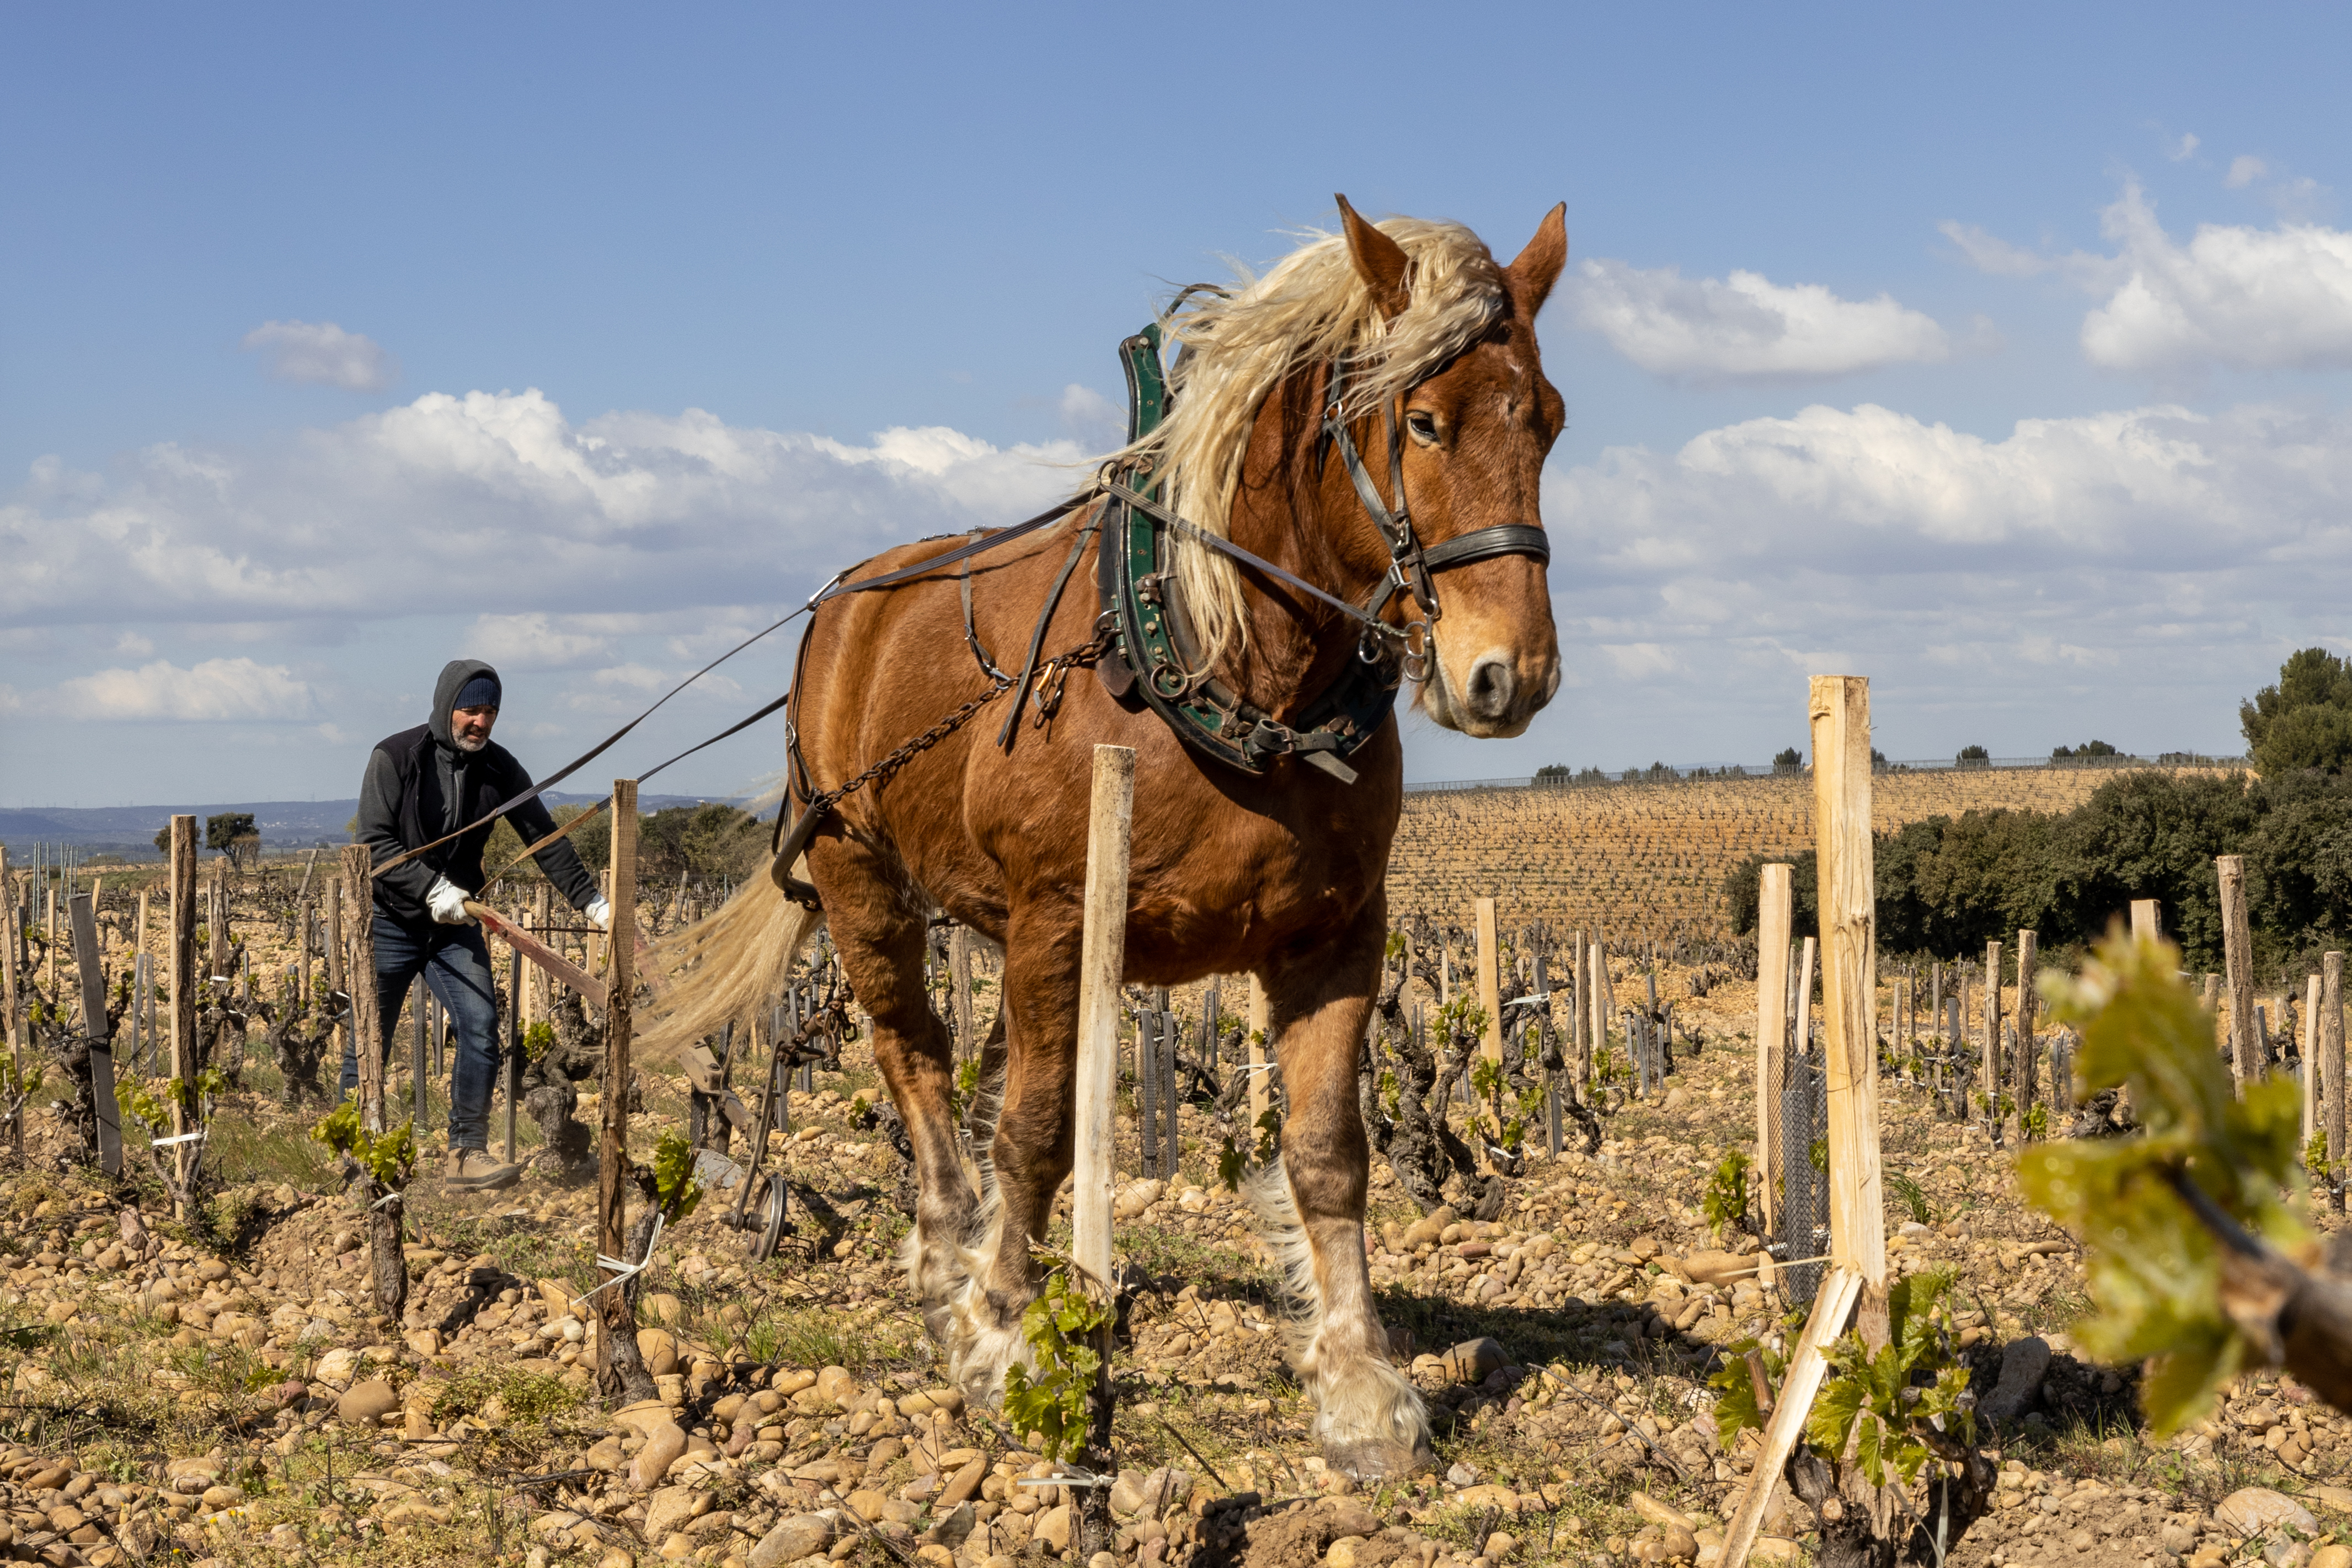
top-left (1385, 768), bottom-right (2246, 940)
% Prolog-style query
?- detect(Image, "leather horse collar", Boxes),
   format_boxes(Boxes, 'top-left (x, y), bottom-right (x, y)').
top-left (1094, 319), bottom-right (1552, 783)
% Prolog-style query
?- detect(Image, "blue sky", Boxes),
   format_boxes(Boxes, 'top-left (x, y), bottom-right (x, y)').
top-left (9, 3), bottom-right (2352, 805)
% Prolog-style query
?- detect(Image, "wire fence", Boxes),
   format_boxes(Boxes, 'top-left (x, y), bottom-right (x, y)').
top-left (1403, 751), bottom-right (2249, 796)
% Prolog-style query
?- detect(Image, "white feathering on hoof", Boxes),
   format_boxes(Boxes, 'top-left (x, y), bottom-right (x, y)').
top-left (1244, 1157), bottom-right (1430, 1468)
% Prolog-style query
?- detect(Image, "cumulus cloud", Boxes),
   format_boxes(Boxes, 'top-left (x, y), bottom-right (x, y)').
top-left (1949, 183), bottom-right (2352, 374)
top-left (30, 657), bottom-right (316, 721)
top-left (2226, 156), bottom-right (2269, 189)
top-left (2169, 132), bottom-right (2201, 162)
top-left (2081, 183), bottom-right (2352, 371)
top-left (0, 389), bottom-right (1083, 633)
top-left (465, 612), bottom-right (612, 671)
top-left (240, 320), bottom-right (400, 392)
top-left (1564, 259), bottom-right (1952, 382)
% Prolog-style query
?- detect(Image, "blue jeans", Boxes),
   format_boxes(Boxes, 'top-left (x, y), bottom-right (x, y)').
top-left (341, 912), bottom-right (504, 1151)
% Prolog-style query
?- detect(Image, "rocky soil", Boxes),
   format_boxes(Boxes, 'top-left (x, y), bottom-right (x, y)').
top-left (1, 893), bottom-right (2346, 1568)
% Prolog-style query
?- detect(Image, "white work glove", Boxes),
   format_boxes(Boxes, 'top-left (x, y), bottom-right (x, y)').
top-left (426, 876), bottom-right (473, 925)
top-left (585, 895), bottom-right (612, 932)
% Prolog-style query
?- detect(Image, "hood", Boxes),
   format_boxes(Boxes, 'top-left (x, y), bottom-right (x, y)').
top-left (431, 658), bottom-right (501, 751)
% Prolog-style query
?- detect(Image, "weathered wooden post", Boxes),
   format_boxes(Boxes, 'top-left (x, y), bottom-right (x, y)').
top-left (1722, 676), bottom-right (1889, 1568)
top-left (1567, 929), bottom-right (1586, 1095)
top-left (594, 779), bottom-right (656, 1402)
top-left (2303, 973), bottom-right (2322, 1151)
top-left (1073, 745), bottom-right (1133, 1554)
top-left (1247, 977), bottom-right (1271, 1136)
top-left (950, 924), bottom-right (976, 1064)
top-left (343, 844), bottom-right (383, 1134)
top-left (2218, 855), bottom-right (2258, 1087)
top-left (1587, 933), bottom-right (1607, 1085)
top-left (169, 819), bottom-right (200, 1212)
top-left (1475, 896), bottom-right (1502, 1066)
top-left (70, 893), bottom-right (121, 1175)
top-left (325, 874), bottom-right (347, 1093)
top-left (2130, 899), bottom-right (2159, 945)
top-left (0, 849), bottom-right (16, 1155)
top-left (2014, 930), bottom-right (2038, 1142)
top-left (506, 941), bottom-right (523, 1166)
top-left (411, 977), bottom-right (429, 1130)
top-left (1756, 864), bottom-right (1793, 1237)
top-left (2327, 951), bottom-right (2345, 1214)
top-left (1981, 939), bottom-right (2002, 1140)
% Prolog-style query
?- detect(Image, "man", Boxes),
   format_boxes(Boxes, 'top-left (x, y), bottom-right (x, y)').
top-left (350, 659), bottom-right (610, 1190)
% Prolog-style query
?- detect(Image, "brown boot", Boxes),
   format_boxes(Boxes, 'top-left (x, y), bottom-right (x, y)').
top-left (445, 1148), bottom-right (521, 1191)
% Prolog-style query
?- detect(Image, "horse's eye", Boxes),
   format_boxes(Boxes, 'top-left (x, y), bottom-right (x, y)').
top-left (1406, 411), bottom-right (1440, 445)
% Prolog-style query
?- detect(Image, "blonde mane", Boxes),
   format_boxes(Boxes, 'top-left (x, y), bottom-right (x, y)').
top-left (1108, 215), bottom-right (1509, 670)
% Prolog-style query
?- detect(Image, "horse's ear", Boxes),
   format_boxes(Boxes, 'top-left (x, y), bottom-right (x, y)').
top-left (1336, 194), bottom-right (1412, 318)
top-left (1507, 203), bottom-right (1570, 314)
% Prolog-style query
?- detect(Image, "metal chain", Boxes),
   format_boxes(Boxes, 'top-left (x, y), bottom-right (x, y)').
top-left (801, 630), bottom-right (1111, 818)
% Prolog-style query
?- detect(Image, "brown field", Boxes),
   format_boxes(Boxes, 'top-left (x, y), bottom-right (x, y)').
top-left (1385, 768), bottom-right (2247, 939)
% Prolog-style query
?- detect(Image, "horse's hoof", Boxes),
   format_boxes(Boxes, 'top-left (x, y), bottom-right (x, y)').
top-left (1324, 1437), bottom-right (1434, 1481)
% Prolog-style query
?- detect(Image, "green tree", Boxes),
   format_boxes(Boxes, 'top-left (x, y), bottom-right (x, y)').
top-left (205, 811), bottom-right (259, 870)
top-left (1956, 744), bottom-right (1990, 767)
top-left (1772, 746), bottom-right (1804, 773)
top-left (2052, 740), bottom-right (2119, 761)
top-left (2242, 647), bottom-right (2352, 774)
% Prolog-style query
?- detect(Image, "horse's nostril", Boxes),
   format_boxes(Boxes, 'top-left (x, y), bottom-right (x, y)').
top-left (1467, 657), bottom-right (1515, 718)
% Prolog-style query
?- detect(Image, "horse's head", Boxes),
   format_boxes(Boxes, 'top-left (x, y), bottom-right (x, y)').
top-left (1337, 199), bottom-right (1567, 739)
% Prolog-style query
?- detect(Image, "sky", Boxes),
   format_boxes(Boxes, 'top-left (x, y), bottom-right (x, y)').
top-left (8, 3), bottom-right (2352, 806)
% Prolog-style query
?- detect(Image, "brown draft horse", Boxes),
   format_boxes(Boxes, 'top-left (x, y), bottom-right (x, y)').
top-left (650, 199), bottom-right (1566, 1478)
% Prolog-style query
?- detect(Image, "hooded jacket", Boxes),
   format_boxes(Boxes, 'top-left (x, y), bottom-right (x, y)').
top-left (356, 658), bottom-right (600, 924)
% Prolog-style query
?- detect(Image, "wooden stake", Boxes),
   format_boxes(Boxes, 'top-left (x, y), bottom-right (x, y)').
top-left (70, 893), bottom-right (121, 1175)
top-left (169, 820), bottom-right (200, 1212)
top-left (950, 924), bottom-right (976, 1064)
top-left (1810, 674), bottom-right (1888, 1332)
top-left (2130, 899), bottom-right (2159, 945)
top-left (2304, 973), bottom-right (2322, 1153)
top-left (1072, 745), bottom-right (1131, 1559)
top-left (1718, 1267), bottom-right (1865, 1568)
top-left (343, 844), bottom-right (383, 1134)
top-left (1073, 745), bottom-right (1134, 1291)
top-left (2327, 951), bottom-right (2344, 1214)
top-left (2014, 930), bottom-right (2038, 1143)
top-left (595, 780), bottom-right (655, 1401)
top-left (1756, 864), bottom-right (1793, 1237)
top-left (1476, 896), bottom-right (1502, 1064)
top-left (1981, 940), bottom-right (2002, 1138)
top-left (1248, 977), bottom-right (1271, 1136)
top-left (2219, 855), bottom-right (2258, 1087)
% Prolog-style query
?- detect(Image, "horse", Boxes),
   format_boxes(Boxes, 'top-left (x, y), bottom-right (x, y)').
top-left (649, 197), bottom-right (1567, 1479)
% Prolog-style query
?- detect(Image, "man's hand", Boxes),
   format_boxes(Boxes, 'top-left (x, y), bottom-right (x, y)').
top-left (426, 876), bottom-right (474, 926)
top-left (585, 895), bottom-right (612, 932)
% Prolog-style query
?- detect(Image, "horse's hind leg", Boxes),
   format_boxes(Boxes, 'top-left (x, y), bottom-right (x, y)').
top-left (1249, 900), bottom-right (1434, 1479)
top-left (948, 903), bottom-right (1081, 1408)
top-left (809, 851), bottom-right (982, 1350)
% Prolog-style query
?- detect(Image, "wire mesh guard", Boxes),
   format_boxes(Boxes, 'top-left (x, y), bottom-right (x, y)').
top-left (1778, 1050), bottom-right (1827, 1307)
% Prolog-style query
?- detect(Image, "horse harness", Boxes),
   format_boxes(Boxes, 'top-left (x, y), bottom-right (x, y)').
top-left (769, 315), bottom-right (1553, 906)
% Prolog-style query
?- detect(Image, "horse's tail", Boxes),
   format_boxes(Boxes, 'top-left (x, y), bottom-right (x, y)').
top-left (637, 858), bottom-right (817, 1064)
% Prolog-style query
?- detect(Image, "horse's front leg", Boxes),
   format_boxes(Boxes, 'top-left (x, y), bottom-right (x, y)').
top-left (1251, 897), bottom-right (1434, 1479)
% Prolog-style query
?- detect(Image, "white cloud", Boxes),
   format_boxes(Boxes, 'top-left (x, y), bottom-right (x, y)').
top-left (114, 631), bottom-right (153, 656)
top-left (0, 389), bottom-right (1083, 632)
top-left (1059, 383), bottom-right (1122, 449)
top-left (2080, 183), bottom-right (2352, 371)
top-left (1565, 259), bottom-right (1950, 382)
top-left (31, 657), bottom-right (316, 721)
top-left (466, 612), bottom-right (612, 671)
top-left (2226, 155), bottom-right (2269, 189)
top-left (240, 320), bottom-right (399, 392)
top-left (1948, 182), bottom-right (2352, 373)
top-left (2169, 132), bottom-right (2201, 162)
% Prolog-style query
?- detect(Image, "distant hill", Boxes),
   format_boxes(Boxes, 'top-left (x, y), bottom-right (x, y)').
top-left (0, 793), bottom-right (742, 858)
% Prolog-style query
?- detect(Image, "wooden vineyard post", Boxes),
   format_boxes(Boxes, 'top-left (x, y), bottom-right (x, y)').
top-left (70, 893), bottom-right (121, 1175)
top-left (1755, 864), bottom-right (1793, 1237)
top-left (2130, 899), bottom-right (2159, 945)
top-left (1475, 897), bottom-right (1502, 1065)
top-left (0, 847), bottom-right (16, 1156)
top-left (2327, 951), bottom-right (2345, 1214)
top-left (1247, 977), bottom-right (1271, 1136)
top-left (411, 978), bottom-right (429, 1131)
top-left (1568, 929), bottom-right (1585, 1094)
top-left (2219, 855), bottom-right (2258, 1087)
top-left (325, 874), bottom-right (347, 1098)
top-left (2305, 974), bottom-right (2323, 1152)
top-left (1981, 939), bottom-right (2002, 1142)
top-left (343, 844), bottom-right (383, 1134)
top-left (506, 941), bottom-right (523, 1166)
top-left (949, 924), bottom-right (976, 1064)
top-left (1072, 745), bottom-right (1134, 1556)
top-left (1588, 933), bottom-right (1607, 1088)
top-left (2014, 930), bottom-right (2038, 1143)
top-left (1724, 675), bottom-right (1889, 1568)
top-left (595, 779), bottom-right (656, 1403)
top-left (169, 818), bottom-right (200, 1214)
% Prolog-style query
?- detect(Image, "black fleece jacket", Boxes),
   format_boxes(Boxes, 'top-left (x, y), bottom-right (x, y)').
top-left (356, 658), bottom-right (601, 924)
